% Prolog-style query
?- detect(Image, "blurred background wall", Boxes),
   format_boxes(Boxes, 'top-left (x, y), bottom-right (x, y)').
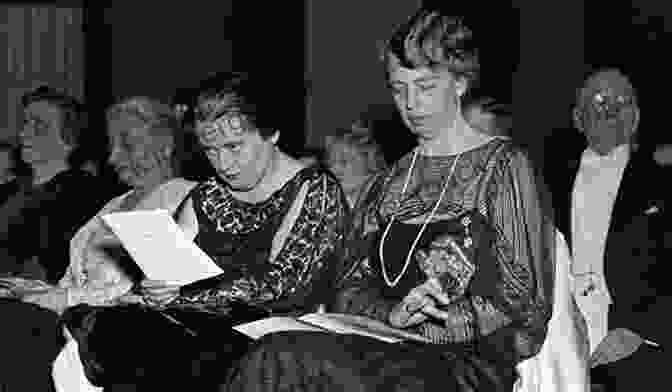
top-left (1, 1), bottom-right (670, 161)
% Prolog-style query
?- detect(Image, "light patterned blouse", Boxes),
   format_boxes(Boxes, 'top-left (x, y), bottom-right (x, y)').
top-left (59, 178), bottom-right (196, 307)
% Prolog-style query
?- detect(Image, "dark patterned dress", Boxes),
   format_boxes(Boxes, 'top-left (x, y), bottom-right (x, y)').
top-left (224, 139), bottom-right (556, 392)
top-left (62, 165), bottom-right (349, 390)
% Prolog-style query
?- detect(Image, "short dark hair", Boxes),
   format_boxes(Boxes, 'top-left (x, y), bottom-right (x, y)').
top-left (382, 7), bottom-right (480, 93)
top-left (21, 86), bottom-right (87, 147)
top-left (192, 71), bottom-right (281, 139)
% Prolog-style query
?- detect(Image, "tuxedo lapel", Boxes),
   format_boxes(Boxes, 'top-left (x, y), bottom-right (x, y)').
top-left (557, 149), bottom-right (583, 254)
top-left (605, 151), bottom-right (649, 239)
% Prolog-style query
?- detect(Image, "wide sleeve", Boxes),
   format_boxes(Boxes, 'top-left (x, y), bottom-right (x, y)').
top-left (420, 148), bottom-right (556, 364)
top-left (175, 173), bottom-right (349, 311)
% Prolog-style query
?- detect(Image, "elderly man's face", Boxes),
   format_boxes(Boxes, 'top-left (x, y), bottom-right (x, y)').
top-left (574, 70), bottom-right (639, 155)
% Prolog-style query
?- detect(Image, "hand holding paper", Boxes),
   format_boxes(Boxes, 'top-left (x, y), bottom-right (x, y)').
top-left (101, 209), bottom-right (224, 287)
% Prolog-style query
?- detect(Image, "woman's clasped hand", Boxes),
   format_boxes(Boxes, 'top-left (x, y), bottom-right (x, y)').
top-left (389, 279), bottom-right (452, 328)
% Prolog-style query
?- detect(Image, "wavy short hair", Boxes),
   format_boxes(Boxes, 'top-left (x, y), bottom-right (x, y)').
top-left (191, 71), bottom-right (280, 139)
top-left (21, 86), bottom-right (87, 147)
top-left (382, 7), bottom-right (480, 92)
top-left (106, 96), bottom-right (188, 174)
top-left (106, 96), bottom-right (180, 137)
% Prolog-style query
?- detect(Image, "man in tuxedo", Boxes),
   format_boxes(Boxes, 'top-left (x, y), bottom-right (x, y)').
top-left (549, 68), bottom-right (671, 390)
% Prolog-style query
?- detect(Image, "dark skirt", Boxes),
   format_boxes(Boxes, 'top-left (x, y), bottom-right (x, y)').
top-left (223, 331), bottom-right (517, 392)
top-left (0, 299), bottom-right (64, 392)
top-left (61, 303), bottom-right (259, 391)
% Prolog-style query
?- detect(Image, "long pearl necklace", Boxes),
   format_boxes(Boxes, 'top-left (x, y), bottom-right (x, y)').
top-left (379, 148), bottom-right (462, 288)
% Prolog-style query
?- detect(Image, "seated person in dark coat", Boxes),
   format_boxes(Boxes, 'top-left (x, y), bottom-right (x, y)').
top-left (0, 86), bottom-right (109, 283)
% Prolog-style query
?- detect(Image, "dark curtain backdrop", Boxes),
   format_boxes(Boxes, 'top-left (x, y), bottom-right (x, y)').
top-left (1, 3), bottom-right (84, 142)
top-left (231, 1), bottom-right (306, 155)
top-left (82, 1), bottom-right (306, 156)
top-left (81, 1), bottom-right (671, 164)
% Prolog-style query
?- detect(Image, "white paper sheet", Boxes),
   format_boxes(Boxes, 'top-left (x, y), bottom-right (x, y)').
top-left (233, 313), bottom-right (430, 344)
top-left (299, 313), bottom-right (430, 343)
top-left (232, 317), bottom-right (328, 339)
top-left (101, 209), bottom-right (224, 286)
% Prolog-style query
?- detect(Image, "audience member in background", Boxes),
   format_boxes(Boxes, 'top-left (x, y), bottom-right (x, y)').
top-left (548, 68), bottom-right (671, 391)
top-left (463, 97), bottom-right (512, 138)
top-left (324, 122), bottom-right (386, 207)
top-left (59, 71), bottom-right (349, 391)
top-left (0, 96), bottom-right (197, 392)
top-left (0, 86), bottom-right (108, 283)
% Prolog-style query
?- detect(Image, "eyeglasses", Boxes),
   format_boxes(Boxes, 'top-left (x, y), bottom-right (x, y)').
top-left (587, 91), bottom-right (635, 117)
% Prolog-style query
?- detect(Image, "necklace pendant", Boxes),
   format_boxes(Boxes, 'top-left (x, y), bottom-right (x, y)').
top-left (379, 150), bottom-right (463, 290)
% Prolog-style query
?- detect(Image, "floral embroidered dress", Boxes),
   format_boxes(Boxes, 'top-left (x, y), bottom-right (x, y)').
top-left (62, 165), bottom-right (348, 390)
top-left (225, 138), bottom-right (556, 392)
top-left (172, 167), bottom-right (347, 312)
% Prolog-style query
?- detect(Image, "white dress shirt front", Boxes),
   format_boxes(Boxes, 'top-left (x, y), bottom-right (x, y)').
top-left (571, 144), bottom-right (629, 354)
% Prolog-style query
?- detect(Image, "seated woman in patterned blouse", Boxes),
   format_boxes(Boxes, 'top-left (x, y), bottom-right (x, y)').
top-left (60, 71), bottom-right (349, 391)
top-left (0, 96), bottom-right (197, 391)
top-left (224, 7), bottom-right (555, 392)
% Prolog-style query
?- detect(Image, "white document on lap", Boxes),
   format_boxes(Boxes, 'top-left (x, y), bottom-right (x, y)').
top-left (233, 313), bottom-right (431, 344)
top-left (102, 209), bottom-right (224, 286)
